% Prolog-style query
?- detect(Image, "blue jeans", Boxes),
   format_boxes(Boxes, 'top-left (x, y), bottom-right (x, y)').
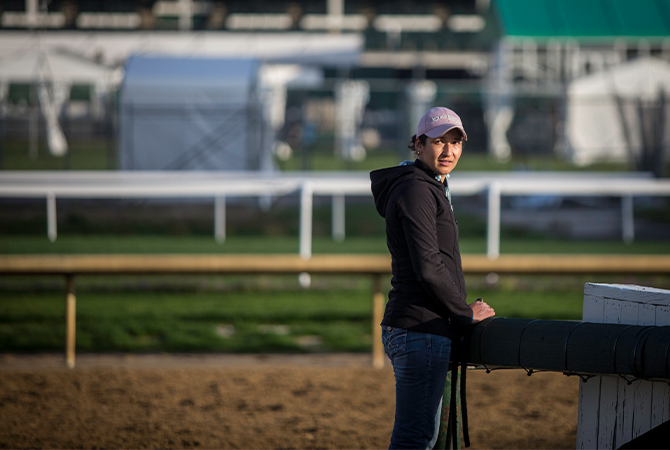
top-left (382, 326), bottom-right (452, 450)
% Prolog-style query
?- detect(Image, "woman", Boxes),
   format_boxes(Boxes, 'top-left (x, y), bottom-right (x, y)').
top-left (370, 107), bottom-right (495, 449)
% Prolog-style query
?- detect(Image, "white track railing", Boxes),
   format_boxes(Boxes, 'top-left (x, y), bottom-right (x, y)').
top-left (1, 171), bottom-right (669, 259)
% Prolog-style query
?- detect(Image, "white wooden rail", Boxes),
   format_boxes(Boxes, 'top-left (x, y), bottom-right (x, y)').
top-left (1, 171), bottom-right (669, 260)
top-left (577, 283), bottom-right (670, 449)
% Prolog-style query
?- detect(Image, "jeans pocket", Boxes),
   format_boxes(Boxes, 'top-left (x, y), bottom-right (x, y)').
top-left (382, 327), bottom-right (407, 359)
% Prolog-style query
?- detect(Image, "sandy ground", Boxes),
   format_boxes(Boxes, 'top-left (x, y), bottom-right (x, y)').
top-left (0, 353), bottom-right (578, 449)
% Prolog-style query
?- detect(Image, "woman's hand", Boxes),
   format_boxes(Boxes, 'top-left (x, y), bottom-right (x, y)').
top-left (469, 299), bottom-right (495, 324)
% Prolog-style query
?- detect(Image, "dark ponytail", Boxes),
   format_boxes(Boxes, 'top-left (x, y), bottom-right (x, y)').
top-left (407, 134), bottom-right (427, 154)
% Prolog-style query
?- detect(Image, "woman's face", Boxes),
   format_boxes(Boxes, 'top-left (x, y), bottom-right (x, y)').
top-left (416, 128), bottom-right (463, 178)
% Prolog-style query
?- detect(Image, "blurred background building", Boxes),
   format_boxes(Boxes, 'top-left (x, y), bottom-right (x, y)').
top-left (0, 0), bottom-right (669, 173)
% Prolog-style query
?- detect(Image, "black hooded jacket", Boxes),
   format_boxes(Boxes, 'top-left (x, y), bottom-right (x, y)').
top-left (370, 159), bottom-right (473, 338)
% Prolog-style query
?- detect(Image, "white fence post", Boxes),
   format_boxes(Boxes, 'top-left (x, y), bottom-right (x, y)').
top-left (299, 182), bottom-right (313, 260)
top-left (332, 193), bottom-right (345, 242)
top-left (47, 192), bottom-right (57, 242)
top-left (621, 195), bottom-right (634, 244)
top-left (487, 182), bottom-right (501, 260)
top-left (577, 283), bottom-right (670, 449)
top-left (214, 195), bottom-right (226, 244)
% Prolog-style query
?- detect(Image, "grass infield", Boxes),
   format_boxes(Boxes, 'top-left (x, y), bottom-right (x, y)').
top-left (0, 281), bottom-right (587, 353)
top-left (2, 270), bottom-right (668, 354)
top-left (1, 234), bottom-right (669, 353)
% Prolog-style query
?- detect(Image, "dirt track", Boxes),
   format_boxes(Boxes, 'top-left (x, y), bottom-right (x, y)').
top-left (0, 354), bottom-right (578, 449)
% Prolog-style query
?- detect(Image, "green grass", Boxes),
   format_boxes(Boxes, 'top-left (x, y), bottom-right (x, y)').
top-left (277, 150), bottom-right (402, 172)
top-left (276, 149), bottom-right (639, 173)
top-left (0, 280), bottom-right (588, 353)
top-left (0, 235), bottom-right (385, 254)
top-left (479, 238), bottom-right (670, 255)
top-left (0, 289), bottom-right (374, 353)
top-left (3, 137), bottom-right (645, 173)
top-left (1, 139), bottom-right (113, 170)
top-left (479, 289), bottom-right (583, 320)
top-left (2, 234), bottom-right (670, 255)
top-left (2, 268), bottom-right (667, 353)
top-left (453, 153), bottom-right (635, 172)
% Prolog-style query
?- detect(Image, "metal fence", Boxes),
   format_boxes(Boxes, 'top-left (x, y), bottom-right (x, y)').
top-left (0, 91), bottom-right (117, 170)
top-left (1, 80), bottom-right (668, 174)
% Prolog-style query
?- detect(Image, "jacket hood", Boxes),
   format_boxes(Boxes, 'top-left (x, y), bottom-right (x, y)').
top-left (370, 160), bottom-right (440, 218)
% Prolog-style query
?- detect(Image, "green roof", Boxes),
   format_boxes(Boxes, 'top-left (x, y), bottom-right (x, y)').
top-left (495, 0), bottom-right (670, 41)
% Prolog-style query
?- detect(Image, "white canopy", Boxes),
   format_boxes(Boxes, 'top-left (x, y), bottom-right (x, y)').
top-left (0, 31), bottom-right (364, 68)
top-left (0, 48), bottom-right (122, 157)
top-left (565, 57), bottom-right (670, 167)
top-left (0, 48), bottom-right (122, 86)
top-left (119, 56), bottom-right (266, 171)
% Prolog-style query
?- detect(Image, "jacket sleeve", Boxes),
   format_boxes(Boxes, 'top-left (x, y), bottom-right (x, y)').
top-left (395, 183), bottom-right (473, 326)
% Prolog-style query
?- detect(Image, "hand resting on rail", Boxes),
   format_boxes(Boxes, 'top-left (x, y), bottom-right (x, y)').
top-left (470, 299), bottom-right (495, 324)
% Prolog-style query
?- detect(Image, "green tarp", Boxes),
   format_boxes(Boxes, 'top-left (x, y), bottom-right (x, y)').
top-left (495, 0), bottom-right (670, 40)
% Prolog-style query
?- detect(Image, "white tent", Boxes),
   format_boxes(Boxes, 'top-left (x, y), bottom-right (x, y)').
top-left (0, 32), bottom-right (359, 164)
top-left (0, 48), bottom-right (122, 156)
top-left (564, 57), bottom-right (670, 168)
top-left (119, 55), bottom-right (264, 171)
top-left (119, 55), bottom-right (323, 172)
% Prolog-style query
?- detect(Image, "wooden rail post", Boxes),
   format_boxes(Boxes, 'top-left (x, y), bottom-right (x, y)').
top-left (65, 274), bottom-right (76, 369)
top-left (372, 274), bottom-right (385, 369)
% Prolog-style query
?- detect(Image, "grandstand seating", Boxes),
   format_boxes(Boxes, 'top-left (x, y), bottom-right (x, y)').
top-left (0, 0), bottom-right (495, 52)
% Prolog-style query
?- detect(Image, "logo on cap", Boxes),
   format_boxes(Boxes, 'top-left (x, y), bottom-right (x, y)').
top-left (431, 114), bottom-right (461, 124)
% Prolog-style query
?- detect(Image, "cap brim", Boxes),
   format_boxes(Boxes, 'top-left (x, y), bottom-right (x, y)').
top-left (424, 124), bottom-right (467, 141)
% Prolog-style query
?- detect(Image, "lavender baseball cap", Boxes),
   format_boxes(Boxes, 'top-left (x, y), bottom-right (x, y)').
top-left (416, 107), bottom-right (467, 141)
